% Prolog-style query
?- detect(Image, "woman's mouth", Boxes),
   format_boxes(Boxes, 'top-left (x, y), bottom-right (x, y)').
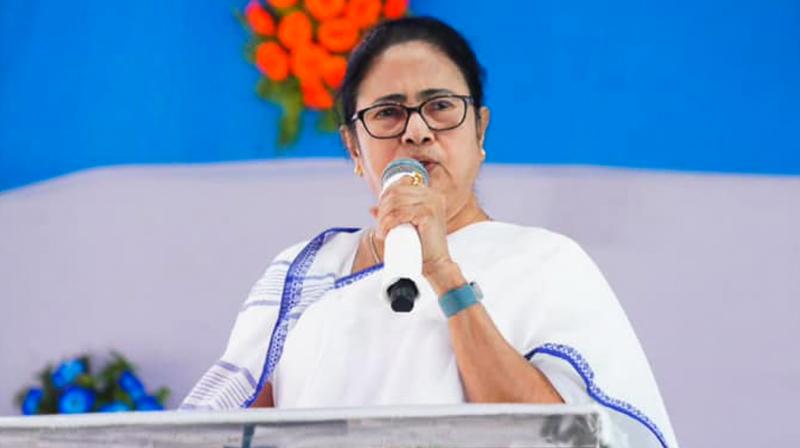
top-left (420, 161), bottom-right (437, 173)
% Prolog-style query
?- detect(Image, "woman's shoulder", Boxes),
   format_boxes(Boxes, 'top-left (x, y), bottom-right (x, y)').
top-left (449, 221), bottom-right (595, 279)
top-left (257, 227), bottom-right (362, 281)
top-left (461, 220), bottom-right (584, 255)
top-left (488, 221), bottom-right (574, 241)
top-left (271, 239), bottom-right (311, 264)
top-left (270, 227), bottom-right (361, 263)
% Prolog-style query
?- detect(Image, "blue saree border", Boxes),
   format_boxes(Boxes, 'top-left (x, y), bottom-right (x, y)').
top-left (243, 227), bottom-right (359, 407)
top-left (526, 343), bottom-right (669, 448)
top-left (334, 263), bottom-right (383, 289)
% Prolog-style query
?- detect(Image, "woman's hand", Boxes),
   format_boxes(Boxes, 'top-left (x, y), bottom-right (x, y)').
top-left (370, 176), bottom-right (456, 283)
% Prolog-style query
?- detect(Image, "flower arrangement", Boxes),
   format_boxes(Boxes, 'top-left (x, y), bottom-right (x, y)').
top-left (14, 353), bottom-right (169, 415)
top-left (240, 0), bottom-right (410, 146)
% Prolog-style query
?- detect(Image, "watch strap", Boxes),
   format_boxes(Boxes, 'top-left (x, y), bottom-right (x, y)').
top-left (438, 281), bottom-right (482, 318)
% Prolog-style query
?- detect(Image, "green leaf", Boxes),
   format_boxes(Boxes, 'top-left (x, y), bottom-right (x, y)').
top-left (316, 108), bottom-right (340, 133)
top-left (233, 7), bottom-right (248, 32)
top-left (272, 4), bottom-right (300, 18)
top-left (112, 389), bottom-right (134, 408)
top-left (75, 374), bottom-right (94, 389)
top-left (111, 351), bottom-right (135, 371)
top-left (37, 364), bottom-right (53, 387)
top-left (244, 40), bottom-right (258, 64)
top-left (13, 388), bottom-right (28, 408)
top-left (78, 354), bottom-right (92, 375)
top-left (154, 387), bottom-right (171, 405)
top-left (244, 36), bottom-right (271, 65)
top-left (277, 77), bottom-right (300, 99)
top-left (279, 104), bottom-right (302, 147)
top-left (39, 388), bottom-right (59, 414)
top-left (256, 77), bottom-right (277, 101)
top-left (260, 77), bottom-right (304, 147)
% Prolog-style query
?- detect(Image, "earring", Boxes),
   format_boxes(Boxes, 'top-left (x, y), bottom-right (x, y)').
top-left (354, 164), bottom-right (363, 176)
top-left (480, 147), bottom-right (486, 159)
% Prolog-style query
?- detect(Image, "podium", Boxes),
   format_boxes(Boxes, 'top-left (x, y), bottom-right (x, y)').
top-left (0, 404), bottom-right (603, 447)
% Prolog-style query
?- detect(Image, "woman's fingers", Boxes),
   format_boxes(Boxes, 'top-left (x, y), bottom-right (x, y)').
top-left (377, 204), bottom-right (434, 238)
top-left (372, 175), bottom-right (448, 253)
top-left (374, 179), bottom-right (429, 235)
top-left (371, 175), bottom-right (451, 271)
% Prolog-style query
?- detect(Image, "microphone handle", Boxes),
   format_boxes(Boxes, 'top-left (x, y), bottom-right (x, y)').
top-left (382, 223), bottom-right (422, 312)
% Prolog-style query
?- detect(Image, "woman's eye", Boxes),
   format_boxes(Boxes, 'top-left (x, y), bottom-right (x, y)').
top-left (375, 107), bottom-right (402, 119)
top-left (430, 99), bottom-right (455, 110)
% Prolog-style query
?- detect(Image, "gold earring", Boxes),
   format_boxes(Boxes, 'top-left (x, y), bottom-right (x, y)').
top-left (354, 164), bottom-right (363, 176)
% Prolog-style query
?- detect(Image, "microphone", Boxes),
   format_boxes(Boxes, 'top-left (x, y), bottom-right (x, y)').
top-left (380, 158), bottom-right (430, 312)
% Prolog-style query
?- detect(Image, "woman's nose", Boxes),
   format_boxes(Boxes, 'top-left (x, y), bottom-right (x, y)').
top-left (401, 111), bottom-right (433, 145)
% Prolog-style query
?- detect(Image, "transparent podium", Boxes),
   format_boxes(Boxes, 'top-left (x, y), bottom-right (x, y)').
top-left (0, 404), bottom-right (604, 448)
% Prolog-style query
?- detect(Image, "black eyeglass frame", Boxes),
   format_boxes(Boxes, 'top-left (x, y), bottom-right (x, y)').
top-left (350, 94), bottom-right (475, 139)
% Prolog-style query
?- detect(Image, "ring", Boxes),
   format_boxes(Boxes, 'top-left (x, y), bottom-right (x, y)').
top-left (410, 172), bottom-right (423, 186)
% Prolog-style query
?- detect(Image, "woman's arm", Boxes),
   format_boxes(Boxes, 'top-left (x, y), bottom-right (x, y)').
top-left (426, 259), bottom-right (564, 404)
top-left (373, 178), bottom-right (563, 403)
top-left (250, 382), bottom-right (275, 407)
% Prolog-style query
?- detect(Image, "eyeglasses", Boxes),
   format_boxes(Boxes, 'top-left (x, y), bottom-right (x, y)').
top-left (350, 95), bottom-right (474, 139)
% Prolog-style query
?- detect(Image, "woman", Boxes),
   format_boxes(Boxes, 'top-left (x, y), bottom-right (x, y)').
top-left (182, 17), bottom-right (678, 448)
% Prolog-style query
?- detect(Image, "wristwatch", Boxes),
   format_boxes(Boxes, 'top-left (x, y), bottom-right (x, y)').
top-left (438, 281), bottom-right (483, 318)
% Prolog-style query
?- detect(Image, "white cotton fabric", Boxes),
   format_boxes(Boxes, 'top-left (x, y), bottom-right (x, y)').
top-left (181, 221), bottom-right (679, 448)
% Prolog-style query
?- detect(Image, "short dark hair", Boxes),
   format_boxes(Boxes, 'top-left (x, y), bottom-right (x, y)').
top-left (339, 17), bottom-right (486, 128)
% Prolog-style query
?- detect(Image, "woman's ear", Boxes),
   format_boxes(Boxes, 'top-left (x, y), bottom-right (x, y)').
top-left (477, 106), bottom-right (491, 149)
top-left (340, 125), bottom-right (363, 175)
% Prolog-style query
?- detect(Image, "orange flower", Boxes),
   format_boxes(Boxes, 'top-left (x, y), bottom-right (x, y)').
top-left (305, 0), bottom-right (346, 21)
top-left (277, 11), bottom-right (313, 50)
top-left (245, 1), bottom-right (276, 36)
top-left (290, 43), bottom-right (330, 83)
top-left (317, 18), bottom-right (360, 53)
top-left (301, 79), bottom-right (335, 110)
top-left (383, 0), bottom-right (408, 19)
top-left (322, 55), bottom-right (347, 89)
top-left (255, 41), bottom-right (290, 82)
top-left (268, 0), bottom-right (297, 8)
top-left (345, 0), bottom-right (382, 29)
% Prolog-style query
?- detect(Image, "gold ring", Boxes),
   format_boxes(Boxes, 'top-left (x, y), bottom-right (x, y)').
top-left (410, 172), bottom-right (423, 186)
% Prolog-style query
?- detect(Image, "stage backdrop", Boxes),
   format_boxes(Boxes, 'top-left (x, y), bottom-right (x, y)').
top-left (0, 0), bottom-right (798, 192)
top-left (2, 2), bottom-right (799, 448)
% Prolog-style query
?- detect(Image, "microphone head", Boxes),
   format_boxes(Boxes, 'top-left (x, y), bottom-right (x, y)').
top-left (381, 158), bottom-right (430, 189)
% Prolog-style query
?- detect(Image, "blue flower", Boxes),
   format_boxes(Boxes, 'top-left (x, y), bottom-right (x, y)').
top-left (21, 388), bottom-right (44, 415)
top-left (51, 359), bottom-right (86, 389)
top-left (98, 401), bottom-right (130, 413)
top-left (58, 386), bottom-right (95, 414)
top-left (134, 396), bottom-right (163, 411)
top-left (118, 371), bottom-right (145, 401)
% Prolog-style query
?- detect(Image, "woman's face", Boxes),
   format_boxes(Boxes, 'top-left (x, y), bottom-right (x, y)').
top-left (343, 41), bottom-right (490, 220)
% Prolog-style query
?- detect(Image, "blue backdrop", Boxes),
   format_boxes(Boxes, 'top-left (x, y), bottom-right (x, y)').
top-left (1, 0), bottom-right (798, 191)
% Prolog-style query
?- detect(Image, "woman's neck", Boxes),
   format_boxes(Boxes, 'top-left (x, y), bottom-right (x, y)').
top-left (445, 194), bottom-right (490, 235)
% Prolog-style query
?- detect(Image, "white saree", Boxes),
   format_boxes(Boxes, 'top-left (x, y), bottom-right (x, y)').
top-left (181, 221), bottom-right (679, 448)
